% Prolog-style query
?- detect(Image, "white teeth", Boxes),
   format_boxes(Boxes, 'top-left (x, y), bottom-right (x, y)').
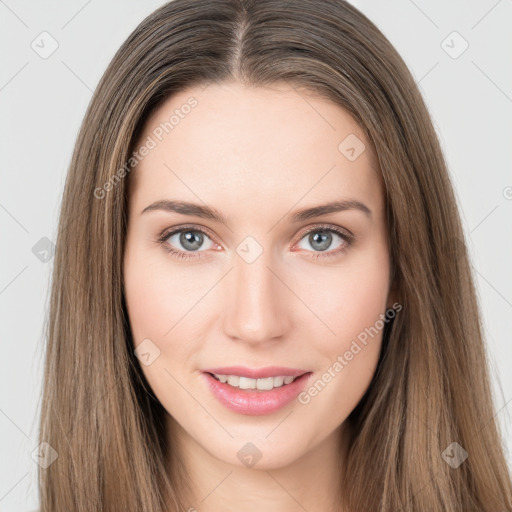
top-left (256, 377), bottom-right (274, 390)
top-left (227, 375), bottom-right (239, 387)
top-left (273, 376), bottom-right (284, 387)
top-left (212, 374), bottom-right (298, 390)
top-left (239, 377), bottom-right (256, 389)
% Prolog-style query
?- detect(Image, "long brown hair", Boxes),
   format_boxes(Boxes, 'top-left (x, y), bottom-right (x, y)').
top-left (39, 0), bottom-right (512, 510)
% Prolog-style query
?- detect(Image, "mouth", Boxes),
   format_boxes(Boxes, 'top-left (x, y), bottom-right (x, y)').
top-left (205, 372), bottom-right (304, 391)
top-left (201, 367), bottom-right (313, 416)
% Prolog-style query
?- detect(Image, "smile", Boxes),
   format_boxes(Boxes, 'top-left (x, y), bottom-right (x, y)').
top-left (202, 369), bottom-right (313, 416)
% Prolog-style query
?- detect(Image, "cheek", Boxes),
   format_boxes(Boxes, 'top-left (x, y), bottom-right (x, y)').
top-left (123, 248), bottom-right (205, 413)
top-left (295, 250), bottom-right (390, 354)
top-left (124, 263), bottom-right (170, 344)
top-left (123, 246), bottom-right (204, 343)
top-left (123, 246), bottom-right (190, 393)
top-left (294, 252), bottom-right (390, 416)
top-left (123, 244), bottom-right (221, 378)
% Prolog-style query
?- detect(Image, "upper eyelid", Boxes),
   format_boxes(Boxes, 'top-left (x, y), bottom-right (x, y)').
top-left (159, 224), bottom-right (216, 244)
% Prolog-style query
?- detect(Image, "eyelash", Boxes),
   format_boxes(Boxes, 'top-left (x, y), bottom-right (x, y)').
top-left (156, 223), bottom-right (354, 261)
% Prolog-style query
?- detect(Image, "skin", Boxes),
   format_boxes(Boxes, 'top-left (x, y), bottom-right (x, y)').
top-left (123, 81), bottom-right (396, 512)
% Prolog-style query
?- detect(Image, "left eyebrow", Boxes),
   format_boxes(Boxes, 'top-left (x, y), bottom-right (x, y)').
top-left (289, 199), bottom-right (372, 222)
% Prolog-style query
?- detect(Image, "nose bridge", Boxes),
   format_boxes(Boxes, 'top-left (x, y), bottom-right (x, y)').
top-left (222, 241), bottom-right (289, 343)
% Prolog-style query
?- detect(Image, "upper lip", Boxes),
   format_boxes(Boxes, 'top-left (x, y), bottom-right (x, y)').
top-left (203, 366), bottom-right (310, 379)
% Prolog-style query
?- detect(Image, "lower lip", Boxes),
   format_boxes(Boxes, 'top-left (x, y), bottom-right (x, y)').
top-left (202, 372), bottom-right (312, 416)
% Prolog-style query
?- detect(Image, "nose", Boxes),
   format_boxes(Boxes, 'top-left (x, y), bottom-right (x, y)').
top-left (221, 248), bottom-right (291, 345)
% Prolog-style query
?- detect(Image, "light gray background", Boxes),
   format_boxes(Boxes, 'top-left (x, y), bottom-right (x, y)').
top-left (1, 1), bottom-right (511, 510)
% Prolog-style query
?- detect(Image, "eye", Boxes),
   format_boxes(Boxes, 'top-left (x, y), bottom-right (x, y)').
top-left (295, 225), bottom-right (353, 258)
top-left (157, 226), bottom-right (215, 260)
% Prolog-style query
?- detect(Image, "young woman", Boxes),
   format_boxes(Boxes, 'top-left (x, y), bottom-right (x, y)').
top-left (39, 0), bottom-right (512, 510)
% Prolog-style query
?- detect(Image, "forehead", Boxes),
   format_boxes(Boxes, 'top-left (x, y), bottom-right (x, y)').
top-left (128, 81), bottom-right (383, 217)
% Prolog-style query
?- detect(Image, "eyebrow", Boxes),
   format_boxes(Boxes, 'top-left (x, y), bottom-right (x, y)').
top-left (140, 199), bottom-right (372, 224)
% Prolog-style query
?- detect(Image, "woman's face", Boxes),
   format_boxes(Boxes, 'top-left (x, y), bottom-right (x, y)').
top-left (123, 81), bottom-right (394, 470)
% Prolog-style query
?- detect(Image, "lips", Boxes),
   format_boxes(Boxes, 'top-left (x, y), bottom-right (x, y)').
top-left (201, 366), bottom-right (313, 415)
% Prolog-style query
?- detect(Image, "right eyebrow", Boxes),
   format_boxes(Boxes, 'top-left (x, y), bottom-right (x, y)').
top-left (141, 200), bottom-right (227, 223)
